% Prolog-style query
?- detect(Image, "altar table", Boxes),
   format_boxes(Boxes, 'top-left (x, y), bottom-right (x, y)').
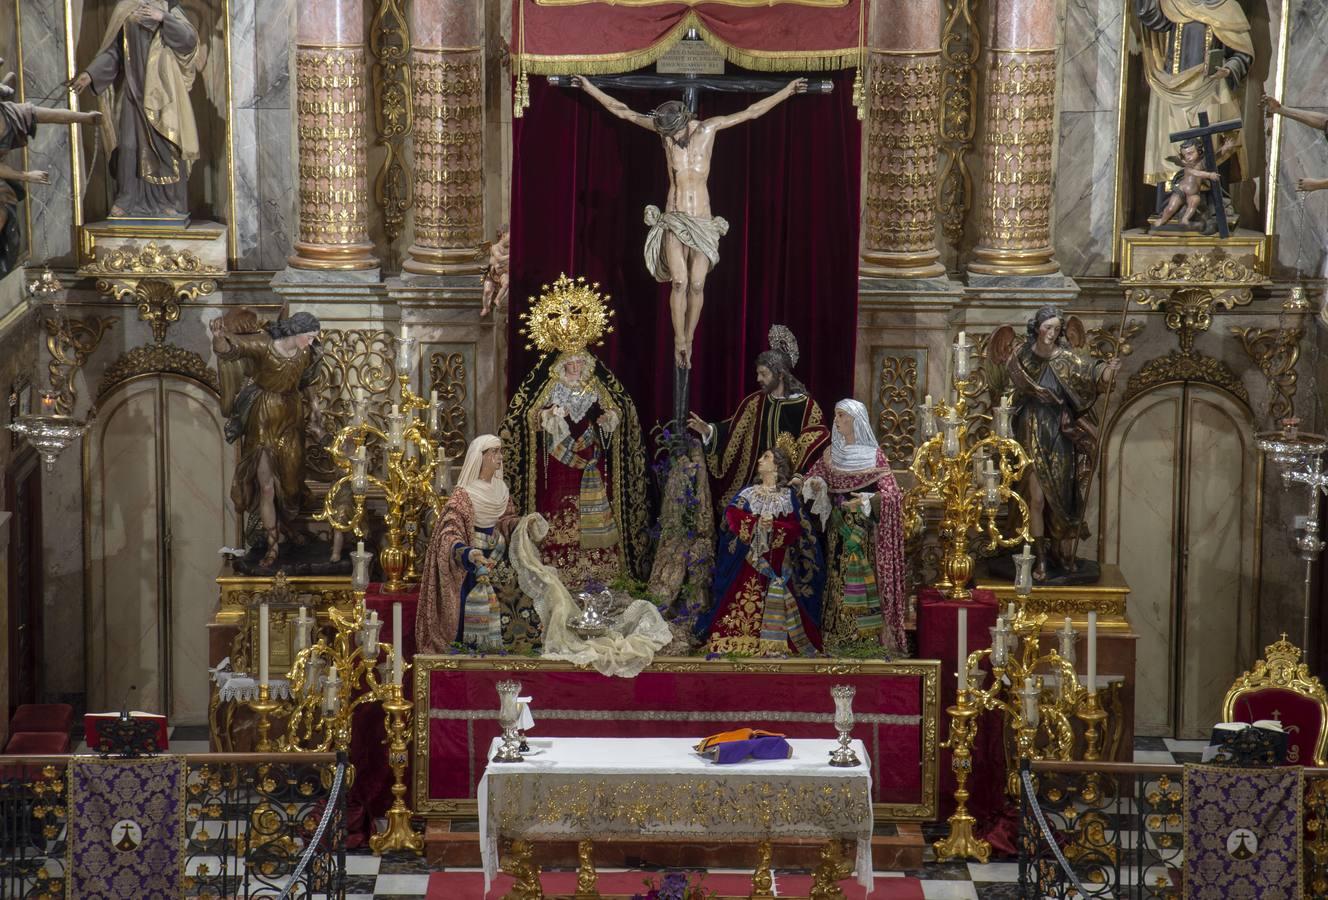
top-left (479, 736), bottom-right (874, 895)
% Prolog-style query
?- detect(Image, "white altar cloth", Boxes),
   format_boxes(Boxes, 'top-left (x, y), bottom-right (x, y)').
top-left (479, 736), bottom-right (874, 892)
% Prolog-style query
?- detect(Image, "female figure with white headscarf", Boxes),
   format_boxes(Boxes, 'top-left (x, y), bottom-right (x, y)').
top-left (418, 435), bottom-right (519, 652)
top-left (804, 399), bottom-right (907, 652)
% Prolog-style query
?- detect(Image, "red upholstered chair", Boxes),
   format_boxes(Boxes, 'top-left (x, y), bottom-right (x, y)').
top-left (9, 703), bottom-right (74, 735)
top-left (3, 731), bottom-right (71, 755)
top-left (1222, 635), bottom-right (1328, 766)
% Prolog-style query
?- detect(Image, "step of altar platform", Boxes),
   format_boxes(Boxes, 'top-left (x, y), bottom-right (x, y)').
top-left (423, 820), bottom-right (925, 871)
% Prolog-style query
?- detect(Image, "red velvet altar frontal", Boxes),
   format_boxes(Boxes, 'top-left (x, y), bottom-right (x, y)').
top-left (413, 657), bottom-right (939, 820)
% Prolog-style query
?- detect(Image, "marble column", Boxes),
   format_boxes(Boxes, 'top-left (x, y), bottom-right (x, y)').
top-left (288, 1), bottom-right (378, 271)
top-left (402, 0), bottom-right (485, 276)
top-left (860, 0), bottom-right (945, 279)
top-left (968, 0), bottom-right (1059, 276)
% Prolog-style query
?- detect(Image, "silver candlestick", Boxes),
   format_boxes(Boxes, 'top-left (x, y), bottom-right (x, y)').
top-left (828, 684), bottom-right (861, 767)
top-left (493, 680), bottom-right (525, 763)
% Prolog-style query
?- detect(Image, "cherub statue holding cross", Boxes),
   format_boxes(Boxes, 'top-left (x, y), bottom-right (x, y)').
top-left (572, 75), bottom-right (808, 370)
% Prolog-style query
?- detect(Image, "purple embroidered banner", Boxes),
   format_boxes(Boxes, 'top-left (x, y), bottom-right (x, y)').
top-left (1183, 764), bottom-right (1303, 899)
top-left (68, 756), bottom-right (186, 899)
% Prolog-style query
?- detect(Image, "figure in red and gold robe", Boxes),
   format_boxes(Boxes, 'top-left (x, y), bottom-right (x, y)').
top-left (695, 447), bottom-right (824, 656)
top-left (804, 399), bottom-right (907, 652)
top-left (418, 435), bottom-right (520, 652)
top-left (501, 350), bottom-right (650, 586)
top-left (687, 326), bottom-right (829, 515)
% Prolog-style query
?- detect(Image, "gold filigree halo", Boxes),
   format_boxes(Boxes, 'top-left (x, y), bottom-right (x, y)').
top-left (775, 432), bottom-right (800, 463)
top-left (520, 274), bottom-right (614, 354)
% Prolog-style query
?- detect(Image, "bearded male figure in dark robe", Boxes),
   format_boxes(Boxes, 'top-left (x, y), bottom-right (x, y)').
top-left (74, 0), bottom-right (203, 219)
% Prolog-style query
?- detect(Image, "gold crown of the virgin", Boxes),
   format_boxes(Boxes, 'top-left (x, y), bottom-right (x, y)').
top-left (520, 274), bottom-right (615, 354)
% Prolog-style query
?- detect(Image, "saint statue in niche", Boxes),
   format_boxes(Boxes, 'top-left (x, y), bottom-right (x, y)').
top-left (987, 307), bottom-right (1119, 584)
top-left (74, 1), bottom-right (207, 220)
top-left (1132, 0), bottom-right (1253, 191)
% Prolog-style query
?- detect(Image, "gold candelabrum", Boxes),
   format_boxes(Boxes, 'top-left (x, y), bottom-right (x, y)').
top-left (316, 330), bottom-right (451, 593)
top-left (278, 592), bottom-right (424, 855)
top-left (903, 333), bottom-right (1032, 599)
top-left (934, 553), bottom-right (1110, 863)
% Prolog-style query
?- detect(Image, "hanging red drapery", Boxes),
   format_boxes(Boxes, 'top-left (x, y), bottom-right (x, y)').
top-left (513, 0), bottom-right (867, 77)
top-left (508, 70), bottom-right (861, 433)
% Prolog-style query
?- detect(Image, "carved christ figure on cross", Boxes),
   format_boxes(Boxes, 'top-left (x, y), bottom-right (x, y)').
top-left (572, 75), bottom-right (808, 369)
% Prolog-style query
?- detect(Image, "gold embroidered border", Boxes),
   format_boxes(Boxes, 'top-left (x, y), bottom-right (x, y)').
top-left (519, 13), bottom-right (862, 74)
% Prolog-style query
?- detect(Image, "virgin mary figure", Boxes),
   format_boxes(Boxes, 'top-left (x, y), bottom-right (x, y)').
top-left (501, 350), bottom-right (650, 586)
top-left (418, 434), bottom-right (520, 652)
top-left (695, 446), bottom-right (824, 657)
top-left (804, 399), bottom-right (907, 652)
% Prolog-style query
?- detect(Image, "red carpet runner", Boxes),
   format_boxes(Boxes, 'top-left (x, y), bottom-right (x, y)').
top-left (426, 870), bottom-right (924, 898)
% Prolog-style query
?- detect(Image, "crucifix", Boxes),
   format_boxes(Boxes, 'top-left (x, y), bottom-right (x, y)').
top-left (549, 63), bottom-right (832, 427)
top-left (1164, 111), bottom-right (1242, 239)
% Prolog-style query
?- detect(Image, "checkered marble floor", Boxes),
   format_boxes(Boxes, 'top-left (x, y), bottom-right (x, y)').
top-left (101, 727), bottom-right (1201, 897)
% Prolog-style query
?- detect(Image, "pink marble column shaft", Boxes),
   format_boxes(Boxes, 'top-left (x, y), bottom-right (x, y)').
top-left (403, 0), bottom-right (485, 275)
top-left (968, 0), bottom-right (1059, 276)
top-left (288, 0), bottom-right (377, 270)
top-left (860, 0), bottom-right (945, 278)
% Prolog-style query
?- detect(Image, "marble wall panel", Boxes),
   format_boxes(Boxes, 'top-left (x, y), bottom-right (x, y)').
top-left (1056, 111), bottom-right (1120, 276)
top-left (1271, 109), bottom-right (1328, 278)
top-left (1053, 0), bottom-right (1124, 278)
top-left (19, 0), bottom-right (75, 264)
top-left (1271, 0), bottom-right (1328, 274)
top-left (229, 0), bottom-right (295, 270)
top-left (256, 107), bottom-right (295, 270)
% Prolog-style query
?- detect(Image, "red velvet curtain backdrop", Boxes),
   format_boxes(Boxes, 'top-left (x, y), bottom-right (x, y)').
top-left (509, 70), bottom-right (861, 431)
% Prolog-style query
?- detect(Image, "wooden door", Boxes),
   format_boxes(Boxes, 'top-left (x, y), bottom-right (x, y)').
top-left (5, 447), bottom-right (41, 714)
top-left (85, 375), bottom-right (232, 725)
top-left (1101, 383), bottom-right (1257, 738)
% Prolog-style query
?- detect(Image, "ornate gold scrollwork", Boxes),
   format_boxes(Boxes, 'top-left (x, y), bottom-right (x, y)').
top-left (957, 331), bottom-right (991, 438)
top-left (1124, 347), bottom-right (1248, 404)
top-left (44, 315), bottom-right (114, 415)
top-left (1230, 288), bottom-right (1309, 425)
top-left (938, 0), bottom-right (982, 248)
top-left (1087, 320), bottom-right (1144, 361)
top-left (84, 241), bottom-right (223, 344)
top-left (427, 350), bottom-right (469, 459)
top-left (96, 343), bottom-right (220, 401)
top-left (305, 328), bottom-right (399, 478)
top-left (369, 0), bottom-right (414, 256)
top-left (875, 354), bottom-right (918, 462)
top-left (1122, 247), bottom-right (1264, 286)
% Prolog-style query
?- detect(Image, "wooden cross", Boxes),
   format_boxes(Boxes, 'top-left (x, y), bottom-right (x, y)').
top-left (1168, 111), bottom-right (1242, 239)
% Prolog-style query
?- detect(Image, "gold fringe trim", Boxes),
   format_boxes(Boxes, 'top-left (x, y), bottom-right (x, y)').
top-left (517, 12), bottom-right (863, 75)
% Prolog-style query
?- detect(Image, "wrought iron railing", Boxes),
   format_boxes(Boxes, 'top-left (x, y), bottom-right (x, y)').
top-left (0, 751), bottom-right (347, 899)
top-left (1019, 758), bottom-right (1328, 899)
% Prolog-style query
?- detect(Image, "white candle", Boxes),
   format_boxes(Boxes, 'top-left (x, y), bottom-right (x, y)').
top-left (324, 665), bottom-right (340, 711)
top-left (958, 330), bottom-right (967, 346)
top-left (924, 394), bottom-right (932, 407)
top-left (401, 324), bottom-right (410, 343)
top-left (355, 385), bottom-right (366, 403)
top-left (392, 601), bottom-right (404, 685)
top-left (429, 389), bottom-right (439, 431)
top-left (258, 602), bottom-right (270, 687)
top-left (1007, 602), bottom-right (1016, 621)
top-left (956, 606), bottom-right (968, 691)
top-left (357, 540), bottom-right (365, 555)
top-left (1087, 611), bottom-right (1098, 692)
